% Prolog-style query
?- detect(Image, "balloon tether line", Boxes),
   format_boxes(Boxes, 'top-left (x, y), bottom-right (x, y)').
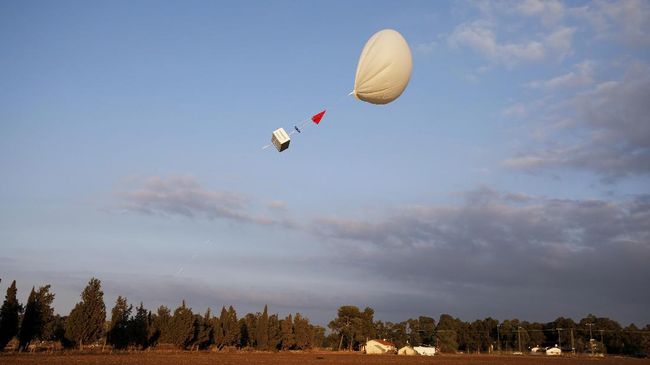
top-left (263, 91), bottom-right (355, 149)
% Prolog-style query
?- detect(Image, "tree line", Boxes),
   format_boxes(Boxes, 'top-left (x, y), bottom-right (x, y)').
top-left (1, 278), bottom-right (649, 356)
top-left (328, 307), bottom-right (650, 356)
top-left (0, 278), bottom-right (324, 351)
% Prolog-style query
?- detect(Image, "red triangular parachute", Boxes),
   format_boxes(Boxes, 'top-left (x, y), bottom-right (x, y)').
top-left (311, 110), bottom-right (326, 124)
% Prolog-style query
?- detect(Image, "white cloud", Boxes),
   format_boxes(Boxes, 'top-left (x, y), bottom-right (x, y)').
top-left (448, 20), bottom-right (546, 67)
top-left (571, 0), bottom-right (650, 46)
top-left (117, 175), bottom-right (294, 226)
top-left (505, 61), bottom-right (650, 180)
top-left (501, 102), bottom-right (528, 117)
top-left (527, 60), bottom-right (595, 90)
top-left (544, 26), bottom-right (575, 60)
top-left (516, 0), bottom-right (565, 26)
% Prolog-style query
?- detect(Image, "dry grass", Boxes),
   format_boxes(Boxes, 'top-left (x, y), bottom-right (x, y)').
top-left (1, 352), bottom-right (648, 365)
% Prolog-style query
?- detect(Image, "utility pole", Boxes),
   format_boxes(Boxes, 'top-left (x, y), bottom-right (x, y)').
top-left (497, 324), bottom-right (501, 353)
top-left (599, 330), bottom-right (605, 353)
top-left (557, 328), bottom-right (563, 349)
top-left (517, 327), bottom-right (522, 353)
top-left (570, 328), bottom-right (575, 355)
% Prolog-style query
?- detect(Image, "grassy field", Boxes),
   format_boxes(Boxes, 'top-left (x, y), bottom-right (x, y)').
top-left (1, 352), bottom-right (649, 365)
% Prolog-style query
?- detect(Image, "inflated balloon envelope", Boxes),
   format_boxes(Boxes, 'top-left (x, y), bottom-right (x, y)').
top-left (266, 28), bottom-right (412, 152)
top-left (353, 29), bottom-right (413, 105)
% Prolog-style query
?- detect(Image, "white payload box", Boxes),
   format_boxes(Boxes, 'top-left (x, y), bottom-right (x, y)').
top-left (271, 128), bottom-right (290, 152)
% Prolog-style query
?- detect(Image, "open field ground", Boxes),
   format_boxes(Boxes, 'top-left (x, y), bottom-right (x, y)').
top-left (1, 352), bottom-right (649, 365)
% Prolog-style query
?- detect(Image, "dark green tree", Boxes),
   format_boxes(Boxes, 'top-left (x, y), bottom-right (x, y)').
top-left (328, 305), bottom-right (364, 351)
top-left (268, 313), bottom-right (281, 351)
top-left (256, 305), bottom-right (269, 350)
top-left (0, 280), bottom-right (20, 351)
top-left (280, 314), bottom-right (295, 350)
top-left (406, 318), bottom-right (421, 346)
top-left (225, 306), bottom-right (240, 347)
top-left (213, 307), bottom-right (225, 349)
top-left (358, 307), bottom-right (375, 344)
top-left (129, 302), bottom-right (150, 349)
top-left (64, 278), bottom-right (106, 349)
top-left (107, 296), bottom-right (131, 350)
top-left (436, 314), bottom-right (459, 353)
top-left (621, 324), bottom-right (642, 355)
top-left (388, 321), bottom-right (408, 348)
top-left (146, 310), bottom-right (158, 347)
top-left (239, 313), bottom-right (257, 348)
top-left (546, 317), bottom-right (577, 351)
top-left (46, 314), bottom-right (73, 348)
top-left (293, 313), bottom-right (312, 350)
top-left (151, 305), bottom-right (172, 345)
top-left (524, 321), bottom-right (545, 349)
top-left (191, 309), bottom-right (212, 350)
top-left (419, 316), bottom-right (436, 346)
top-left (312, 325), bottom-right (326, 349)
top-left (373, 320), bottom-right (389, 342)
top-left (169, 300), bottom-right (194, 349)
top-left (18, 285), bottom-right (54, 351)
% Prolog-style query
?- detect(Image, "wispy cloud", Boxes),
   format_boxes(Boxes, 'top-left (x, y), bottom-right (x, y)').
top-left (117, 175), bottom-right (294, 226)
top-left (504, 61), bottom-right (650, 180)
top-left (571, 0), bottom-right (650, 47)
top-left (527, 60), bottom-right (595, 90)
top-left (448, 20), bottom-right (547, 67)
top-left (516, 0), bottom-right (566, 26)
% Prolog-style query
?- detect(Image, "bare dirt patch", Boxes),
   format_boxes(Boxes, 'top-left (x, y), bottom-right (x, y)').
top-left (1, 352), bottom-right (648, 365)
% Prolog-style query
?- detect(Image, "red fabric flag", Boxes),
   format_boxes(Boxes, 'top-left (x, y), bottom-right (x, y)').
top-left (311, 110), bottom-right (326, 124)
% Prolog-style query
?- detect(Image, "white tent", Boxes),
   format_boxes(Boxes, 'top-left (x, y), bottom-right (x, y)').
top-left (365, 339), bottom-right (396, 354)
top-left (398, 346), bottom-right (417, 355)
top-left (414, 346), bottom-right (437, 356)
top-left (546, 346), bottom-right (562, 356)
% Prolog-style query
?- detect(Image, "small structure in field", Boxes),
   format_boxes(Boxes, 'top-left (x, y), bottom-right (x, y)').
top-left (546, 346), bottom-right (562, 356)
top-left (365, 339), bottom-right (397, 354)
top-left (530, 346), bottom-right (545, 355)
top-left (398, 345), bottom-right (417, 355)
top-left (414, 345), bottom-right (437, 356)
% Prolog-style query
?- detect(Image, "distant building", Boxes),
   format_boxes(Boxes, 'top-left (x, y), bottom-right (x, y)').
top-left (414, 345), bottom-right (437, 356)
top-left (364, 339), bottom-right (397, 354)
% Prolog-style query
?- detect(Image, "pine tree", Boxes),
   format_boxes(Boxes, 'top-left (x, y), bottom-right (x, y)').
top-left (146, 310), bottom-right (157, 347)
top-left (268, 314), bottom-right (281, 351)
top-left (256, 305), bottom-right (269, 350)
top-left (240, 313), bottom-right (257, 348)
top-left (65, 278), bottom-right (106, 349)
top-left (0, 280), bottom-right (20, 350)
top-left (18, 287), bottom-right (37, 351)
top-left (294, 313), bottom-right (311, 350)
top-left (107, 296), bottom-right (131, 350)
top-left (169, 300), bottom-right (194, 349)
top-left (280, 314), bottom-right (295, 350)
top-left (152, 306), bottom-right (172, 345)
top-left (191, 309), bottom-right (212, 350)
top-left (18, 285), bottom-right (54, 351)
top-left (225, 306), bottom-right (240, 347)
top-left (214, 307), bottom-right (227, 349)
top-left (129, 303), bottom-right (149, 349)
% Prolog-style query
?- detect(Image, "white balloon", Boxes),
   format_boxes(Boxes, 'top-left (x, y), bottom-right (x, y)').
top-left (353, 29), bottom-right (412, 105)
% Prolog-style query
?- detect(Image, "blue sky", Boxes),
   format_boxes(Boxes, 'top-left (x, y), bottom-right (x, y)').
top-left (1, 0), bottom-right (649, 326)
